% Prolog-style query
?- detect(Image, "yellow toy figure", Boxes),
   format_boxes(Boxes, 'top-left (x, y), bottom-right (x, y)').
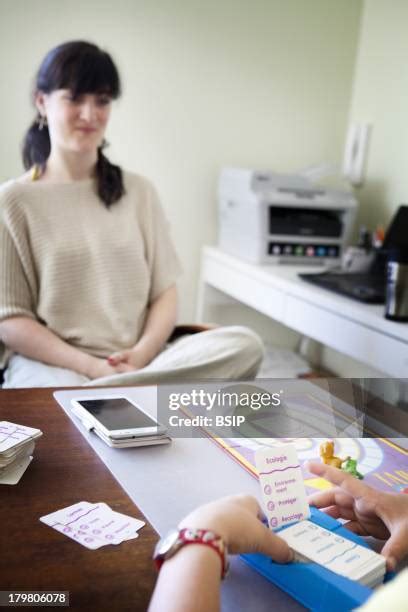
top-left (319, 441), bottom-right (349, 469)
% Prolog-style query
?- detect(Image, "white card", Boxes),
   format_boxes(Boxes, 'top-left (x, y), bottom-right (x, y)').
top-left (0, 421), bottom-right (42, 453)
top-left (278, 520), bottom-right (385, 583)
top-left (277, 520), bottom-right (356, 565)
top-left (255, 443), bottom-right (310, 530)
top-left (97, 503), bottom-right (145, 541)
top-left (0, 455), bottom-right (33, 485)
top-left (40, 502), bottom-right (145, 549)
top-left (0, 441), bottom-right (36, 468)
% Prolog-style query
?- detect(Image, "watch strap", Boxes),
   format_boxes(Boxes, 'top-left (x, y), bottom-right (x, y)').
top-left (154, 527), bottom-right (229, 579)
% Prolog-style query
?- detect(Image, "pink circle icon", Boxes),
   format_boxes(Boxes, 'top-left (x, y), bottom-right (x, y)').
top-left (85, 537), bottom-right (94, 543)
top-left (63, 526), bottom-right (72, 533)
top-left (267, 501), bottom-right (275, 511)
top-left (263, 485), bottom-right (272, 495)
top-left (270, 517), bottom-right (278, 528)
top-left (80, 524), bottom-right (89, 529)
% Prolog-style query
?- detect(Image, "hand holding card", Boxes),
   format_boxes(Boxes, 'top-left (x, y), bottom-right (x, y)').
top-left (255, 443), bottom-right (386, 588)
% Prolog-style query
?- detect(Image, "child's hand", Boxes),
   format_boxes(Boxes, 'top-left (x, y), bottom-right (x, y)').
top-left (307, 461), bottom-right (408, 570)
top-left (179, 494), bottom-right (293, 563)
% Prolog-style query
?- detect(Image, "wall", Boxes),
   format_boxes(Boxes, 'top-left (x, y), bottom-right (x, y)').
top-left (322, 0), bottom-right (408, 376)
top-left (0, 0), bottom-right (362, 321)
top-left (348, 0), bottom-right (408, 229)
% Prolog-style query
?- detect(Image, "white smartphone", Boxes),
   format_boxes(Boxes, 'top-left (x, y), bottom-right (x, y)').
top-left (92, 427), bottom-right (171, 448)
top-left (70, 395), bottom-right (167, 439)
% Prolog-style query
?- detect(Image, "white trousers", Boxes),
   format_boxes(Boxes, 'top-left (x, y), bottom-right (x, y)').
top-left (2, 326), bottom-right (264, 388)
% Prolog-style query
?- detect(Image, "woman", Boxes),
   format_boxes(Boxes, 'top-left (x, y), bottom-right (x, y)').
top-left (0, 41), bottom-right (263, 388)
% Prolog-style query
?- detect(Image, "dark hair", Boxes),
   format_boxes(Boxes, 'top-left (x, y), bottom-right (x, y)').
top-left (22, 40), bottom-right (124, 207)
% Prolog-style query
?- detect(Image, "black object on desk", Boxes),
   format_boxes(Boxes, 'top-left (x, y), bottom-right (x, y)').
top-left (385, 247), bottom-right (408, 321)
top-left (299, 205), bottom-right (408, 304)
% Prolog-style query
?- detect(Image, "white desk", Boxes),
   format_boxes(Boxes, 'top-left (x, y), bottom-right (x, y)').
top-left (197, 247), bottom-right (408, 378)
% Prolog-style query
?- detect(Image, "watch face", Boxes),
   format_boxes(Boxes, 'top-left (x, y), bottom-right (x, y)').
top-left (154, 529), bottom-right (180, 557)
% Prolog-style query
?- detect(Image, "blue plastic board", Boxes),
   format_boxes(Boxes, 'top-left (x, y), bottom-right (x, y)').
top-left (241, 507), bottom-right (394, 612)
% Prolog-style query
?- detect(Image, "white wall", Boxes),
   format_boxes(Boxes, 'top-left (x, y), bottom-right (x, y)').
top-left (348, 0), bottom-right (408, 229)
top-left (322, 0), bottom-right (408, 376)
top-left (0, 0), bottom-right (362, 321)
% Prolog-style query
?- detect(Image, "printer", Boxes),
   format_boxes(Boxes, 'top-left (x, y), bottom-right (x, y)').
top-left (218, 168), bottom-right (357, 264)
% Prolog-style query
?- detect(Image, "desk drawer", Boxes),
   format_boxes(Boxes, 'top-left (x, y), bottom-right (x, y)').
top-left (285, 296), bottom-right (408, 377)
top-left (203, 258), bottom-right (286, 322)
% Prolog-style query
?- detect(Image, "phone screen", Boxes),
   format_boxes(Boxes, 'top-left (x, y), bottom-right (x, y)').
top-left (76, 398), bottom-right (158, 431)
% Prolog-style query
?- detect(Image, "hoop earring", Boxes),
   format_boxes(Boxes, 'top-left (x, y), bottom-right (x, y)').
top-left (38, 115), bottom-right (48, 131)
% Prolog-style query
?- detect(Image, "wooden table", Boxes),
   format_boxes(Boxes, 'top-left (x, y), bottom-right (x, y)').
top-left (0, 388), bottom-right (158, 611)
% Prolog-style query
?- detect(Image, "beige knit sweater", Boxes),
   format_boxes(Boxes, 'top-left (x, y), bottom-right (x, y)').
top-left (0, 171), bottom-right (182, 366)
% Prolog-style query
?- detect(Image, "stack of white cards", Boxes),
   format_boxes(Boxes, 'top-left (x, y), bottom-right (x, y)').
top-left (278, 520), bottom-right (386, 588)
top-left (0, 421), bottom-right (43, 485)
top-left (40, 501), bottom-right (145, 549)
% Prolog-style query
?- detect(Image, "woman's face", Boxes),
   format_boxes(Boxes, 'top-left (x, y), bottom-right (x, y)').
top-left (36, 89), bottom-right (112, 156)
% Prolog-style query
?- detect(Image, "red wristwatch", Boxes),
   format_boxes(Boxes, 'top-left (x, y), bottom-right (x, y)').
top-left (153, 527), bottom-right (229, 579)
